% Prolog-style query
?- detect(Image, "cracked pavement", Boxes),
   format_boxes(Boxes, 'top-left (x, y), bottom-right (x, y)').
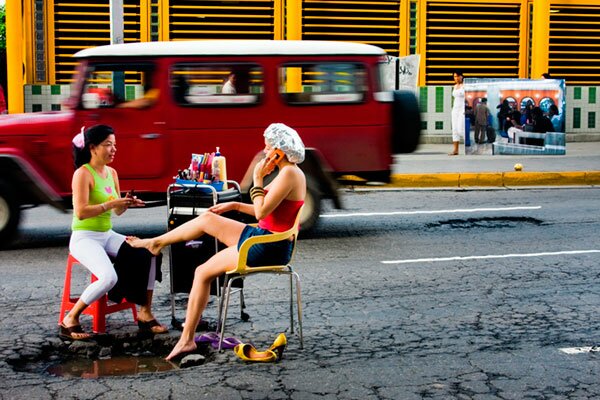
top-left (2, 189), bottom-right (600, 399)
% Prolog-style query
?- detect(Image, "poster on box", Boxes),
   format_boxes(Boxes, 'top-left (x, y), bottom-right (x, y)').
top-left (463, 78), bottom-right (566, 155)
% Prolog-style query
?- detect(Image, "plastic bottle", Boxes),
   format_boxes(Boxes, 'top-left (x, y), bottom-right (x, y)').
top-left (212, 147), bottom-right (228, 190)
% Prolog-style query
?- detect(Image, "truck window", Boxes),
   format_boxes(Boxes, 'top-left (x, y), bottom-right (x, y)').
top-left (81, 63), bottom-right (157, 109)
top-left (279, 63), bottom-right (367, 104)
top-left (170, 64), bottom-right (263, 106)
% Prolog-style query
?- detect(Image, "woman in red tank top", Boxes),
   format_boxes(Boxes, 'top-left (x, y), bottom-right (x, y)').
top-left (127, 123), bottom-right (306, 361)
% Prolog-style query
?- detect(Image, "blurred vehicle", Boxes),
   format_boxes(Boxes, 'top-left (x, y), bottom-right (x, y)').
top-left (0, 40), bottom-right (420, 243)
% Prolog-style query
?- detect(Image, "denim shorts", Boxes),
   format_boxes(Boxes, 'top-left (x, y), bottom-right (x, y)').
top-left (237, 225), bottom-right (294, 267)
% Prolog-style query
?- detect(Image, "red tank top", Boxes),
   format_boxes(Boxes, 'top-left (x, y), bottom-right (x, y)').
top-left (259, 198), bottom-right (304, 232)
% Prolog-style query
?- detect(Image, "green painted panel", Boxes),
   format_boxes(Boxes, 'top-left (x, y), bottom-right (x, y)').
top-left (419, 86), bottom-right (428, 113)
top-left (573, 107), bottom-right (581, 129)
top-left (125, 86), bottom-right (136, 101)
top-left (435, 87), bottom-right (444, 113)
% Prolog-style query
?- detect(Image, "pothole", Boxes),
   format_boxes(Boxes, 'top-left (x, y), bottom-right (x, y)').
top-left (427, 216), bottom-right (544, 229)
top-left (46, 354), bottom-right (177, 378)
top-left (8, 331), bottom-right (215, 378)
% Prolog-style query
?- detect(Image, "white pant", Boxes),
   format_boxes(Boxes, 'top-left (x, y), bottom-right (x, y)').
top-left (451, 106), bottom-right (465, 142)
top-left (69, 230), bottom-right (156, 305)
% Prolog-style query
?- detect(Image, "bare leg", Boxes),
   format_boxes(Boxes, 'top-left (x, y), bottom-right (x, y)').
top-left (166, 246), bottom-right (239, 361)
top-left (61, 300), bottom-right (94, 340)
top-left (138, 290), bottom-right (168, 333)
top-left (63, 299), bottom-right (87, 327)
top-left (127, 212), bottom-right (245, 256)
top-left (448, 141), bottom-right (459, 156)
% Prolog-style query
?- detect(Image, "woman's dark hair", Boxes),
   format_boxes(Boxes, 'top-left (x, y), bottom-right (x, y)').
top-left (73, 124), bottom-right (114, 169)
top-left (453, 70), bottom-right (464, 77)
top-left (531, 106), bottom-right (544, 121)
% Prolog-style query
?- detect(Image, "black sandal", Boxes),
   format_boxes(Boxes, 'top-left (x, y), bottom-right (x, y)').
top-left (59, 323), bottom-right (93, 341)
top-left (137, 319), bottom-right (168, 334)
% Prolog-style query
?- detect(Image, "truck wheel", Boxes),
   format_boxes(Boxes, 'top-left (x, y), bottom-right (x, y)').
top-left (300, 178), bottom-right (321, 233)
top-left (0, 180), bottom-right (20, 246)
top-left (392, 90), bottom-right (421, 154)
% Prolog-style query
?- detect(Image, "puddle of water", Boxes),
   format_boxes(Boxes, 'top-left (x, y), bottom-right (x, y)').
top-left (46, 355), bottom-right (177, 378)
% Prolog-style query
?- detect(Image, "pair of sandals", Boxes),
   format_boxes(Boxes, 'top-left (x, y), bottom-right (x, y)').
top-left (194, 331), bottom-right (243, 349)
top-left (233, 333), bottom-right (287, 363)
top-left (59, 318), bottom-right (168, 341)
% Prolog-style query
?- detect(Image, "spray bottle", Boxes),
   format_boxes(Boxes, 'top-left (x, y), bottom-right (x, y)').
top-left (212, 147), bottom-right (228, 190)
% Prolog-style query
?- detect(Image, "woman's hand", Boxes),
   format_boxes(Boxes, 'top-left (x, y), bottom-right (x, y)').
top-left (125, 192), bottom-right (145, 208)
top-left (253, 157), bottom-right (276, 187)
top-left (108, 195), bottom-right (140, 213)
top-left (108, 197), bottom-right (135, 210)
top-left (208, 202), bottom-right (238, 215)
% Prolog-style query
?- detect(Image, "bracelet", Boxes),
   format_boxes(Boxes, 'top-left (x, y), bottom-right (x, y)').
top-left (250, 186), bottom-right (265, 202)
top-left (250, 192), bottom-right (265, 202)
top-left (250, 193), bottom-right (265, 202)
top-left (101, 202), bottom-right (107, 211)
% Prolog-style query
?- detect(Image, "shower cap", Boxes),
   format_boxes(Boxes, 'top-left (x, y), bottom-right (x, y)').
top-left (263, 123), bottom-right (305, 164)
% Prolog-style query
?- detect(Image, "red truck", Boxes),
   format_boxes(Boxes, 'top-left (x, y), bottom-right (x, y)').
top-left (0, 40), bottom-right (420, 244)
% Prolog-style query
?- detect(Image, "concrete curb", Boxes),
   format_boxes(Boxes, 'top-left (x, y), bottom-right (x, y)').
top-left (383, 171), bottom-right (600, 188)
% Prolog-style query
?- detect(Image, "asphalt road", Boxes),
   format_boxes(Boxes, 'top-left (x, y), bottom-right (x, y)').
top-left (2, 187), bottom-right (600, 399)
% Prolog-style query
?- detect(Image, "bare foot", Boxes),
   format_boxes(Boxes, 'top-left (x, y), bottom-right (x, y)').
top-left (61, 314), bottom-right (79, 329)
top-left (126, 236), bottom-right (162, 256)
top-left (448, 152), bottom-right (458, 156)
top-left (166, 339), bottom-right (197, 361)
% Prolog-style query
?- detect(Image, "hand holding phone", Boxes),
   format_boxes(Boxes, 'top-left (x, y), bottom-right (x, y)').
top-left (266, 149), bottom-right (285, 166)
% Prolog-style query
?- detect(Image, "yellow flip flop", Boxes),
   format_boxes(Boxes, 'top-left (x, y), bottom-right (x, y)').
top-left (233, 343), bottom-right (277, 363)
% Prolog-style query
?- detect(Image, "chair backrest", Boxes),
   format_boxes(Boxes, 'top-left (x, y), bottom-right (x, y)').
top-left (229, 204), bottom-right (304, 275)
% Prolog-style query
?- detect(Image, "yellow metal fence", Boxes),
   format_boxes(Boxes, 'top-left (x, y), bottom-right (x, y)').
top-left (11, 0), bottom-right (600, 92)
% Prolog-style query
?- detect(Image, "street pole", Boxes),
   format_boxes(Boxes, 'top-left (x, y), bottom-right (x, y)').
top-left (109, 0), bottom-right (125, 100)
top-left (6, 0), bottom-right (24, 113)
top-left (110, 0), bottom-right (125, 45)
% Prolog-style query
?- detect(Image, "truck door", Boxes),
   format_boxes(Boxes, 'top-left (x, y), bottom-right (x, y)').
top-left (75, 63), bottom-right (167, 180)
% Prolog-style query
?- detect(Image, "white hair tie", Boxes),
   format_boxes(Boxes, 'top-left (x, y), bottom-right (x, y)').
top-left (72, 126), bottom-right (85, 149)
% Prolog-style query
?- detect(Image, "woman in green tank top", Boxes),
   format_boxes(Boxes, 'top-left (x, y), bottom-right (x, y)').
top-left (59, 125), bottom-right (167, 341)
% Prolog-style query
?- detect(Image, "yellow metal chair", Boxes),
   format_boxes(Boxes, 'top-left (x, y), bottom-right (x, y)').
top-left (216, 205), bottom-right (304, 351)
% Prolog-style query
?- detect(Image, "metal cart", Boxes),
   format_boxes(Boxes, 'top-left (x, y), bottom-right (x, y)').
top-left (166, 180), bottom-right (249, 329)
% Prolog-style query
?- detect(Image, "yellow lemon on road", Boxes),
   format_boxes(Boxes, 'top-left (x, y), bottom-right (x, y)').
top-left (514, 163), bottom-right (523, 171)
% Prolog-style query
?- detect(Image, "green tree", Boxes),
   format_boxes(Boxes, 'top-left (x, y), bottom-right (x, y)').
top-left (0, 5), bottom-right (5, 50)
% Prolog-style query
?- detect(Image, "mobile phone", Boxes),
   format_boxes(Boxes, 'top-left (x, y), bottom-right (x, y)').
top-left (126, 189), bottom-right (135, 198)
top-left (266, 149), bottom-right (285, 165)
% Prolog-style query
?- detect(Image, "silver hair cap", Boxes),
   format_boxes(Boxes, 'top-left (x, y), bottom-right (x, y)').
top-left (263, 123), bottom-right (305, 164)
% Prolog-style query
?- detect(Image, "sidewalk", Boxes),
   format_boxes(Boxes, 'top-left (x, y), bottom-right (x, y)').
top-left (387, 142), bottom-right (600, 188)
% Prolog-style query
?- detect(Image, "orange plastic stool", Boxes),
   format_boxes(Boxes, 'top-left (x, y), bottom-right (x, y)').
top-left (58, 254), bottom-right (138, 333)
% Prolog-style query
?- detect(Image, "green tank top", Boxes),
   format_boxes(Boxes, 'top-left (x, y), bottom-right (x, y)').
top-left (71, 164), bottom-right (116, 232)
